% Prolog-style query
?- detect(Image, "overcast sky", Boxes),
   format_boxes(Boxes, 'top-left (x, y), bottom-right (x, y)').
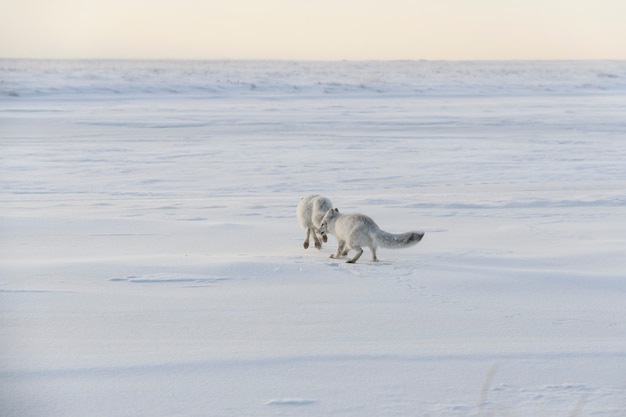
top-left (1, 0), bottom-right (625, 60)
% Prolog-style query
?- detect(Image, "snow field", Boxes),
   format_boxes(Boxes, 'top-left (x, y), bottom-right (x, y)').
top-left (1, 60), bottom-right (626, 416)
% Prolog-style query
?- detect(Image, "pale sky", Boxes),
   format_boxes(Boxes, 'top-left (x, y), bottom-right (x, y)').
top-left (1, 0), bottom-right (625, 60)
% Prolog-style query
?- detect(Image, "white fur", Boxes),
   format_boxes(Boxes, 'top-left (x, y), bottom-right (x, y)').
top-left (297, 195), bottom-right (333, 249)
top-left (319, 208), bottom-right (424, 263)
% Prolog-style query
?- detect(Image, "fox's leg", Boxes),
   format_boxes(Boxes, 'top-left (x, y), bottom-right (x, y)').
top-left (312, 229), bottom-right (322, 249)
top-left (370, 247), bottom-right (378, 262)
top-left (330, 241), bottom-right (346, 259)
top-left (303, 228), bottom-right (311, 249)
top-left (346, 247), bottom-right (363, 263)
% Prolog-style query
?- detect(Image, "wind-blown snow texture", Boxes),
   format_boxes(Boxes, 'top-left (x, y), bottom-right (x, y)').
top-left (2, 60), bottom-right (626, 416)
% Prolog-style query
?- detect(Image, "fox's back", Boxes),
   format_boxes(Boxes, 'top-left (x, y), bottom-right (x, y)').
top-left (336, 213), bottom-right (379, 234)
top-left (298, 195), bottom-right (332, 229)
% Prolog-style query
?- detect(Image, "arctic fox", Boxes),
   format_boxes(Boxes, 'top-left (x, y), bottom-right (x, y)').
top-left (319, 208), bottom-right (424, 263)
top-left (297, 195), bottom-right (333, 249)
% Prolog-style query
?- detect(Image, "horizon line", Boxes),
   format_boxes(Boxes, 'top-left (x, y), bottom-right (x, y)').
top-left (2, 57), bottom-right (626, 63)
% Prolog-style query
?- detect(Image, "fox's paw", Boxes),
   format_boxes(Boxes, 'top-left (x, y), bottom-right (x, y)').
top-left (322, 235), bottom-right (328, 243)
top-left (303, 241), bottom-right (309, 249)
top-left (315, 241), bottom-right (322, 250)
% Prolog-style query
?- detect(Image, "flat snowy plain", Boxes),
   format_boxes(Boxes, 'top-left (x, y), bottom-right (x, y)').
top-left (1, 60), bottom-right (626, 416)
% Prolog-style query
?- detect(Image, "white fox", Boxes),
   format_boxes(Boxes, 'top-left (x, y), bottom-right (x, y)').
top-left (297, 194), bottom-right (333, 249)
top-left (319, 208), bottom-right (424, 263)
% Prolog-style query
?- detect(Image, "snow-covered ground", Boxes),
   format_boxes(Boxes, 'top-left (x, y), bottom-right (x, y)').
top-left (1, 60), bottom-right (626, 416)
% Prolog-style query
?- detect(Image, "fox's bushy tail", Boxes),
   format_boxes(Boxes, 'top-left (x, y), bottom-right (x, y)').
top-left (375, 230), bottom-right (424, 248)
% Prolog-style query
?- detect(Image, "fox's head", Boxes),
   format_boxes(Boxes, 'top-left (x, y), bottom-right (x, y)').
top-left (318, 207), bottom-right (339, 238)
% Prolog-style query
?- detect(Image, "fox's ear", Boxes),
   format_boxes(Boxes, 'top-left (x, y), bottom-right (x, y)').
top-left (334, 208), bottom-right (339, 214)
